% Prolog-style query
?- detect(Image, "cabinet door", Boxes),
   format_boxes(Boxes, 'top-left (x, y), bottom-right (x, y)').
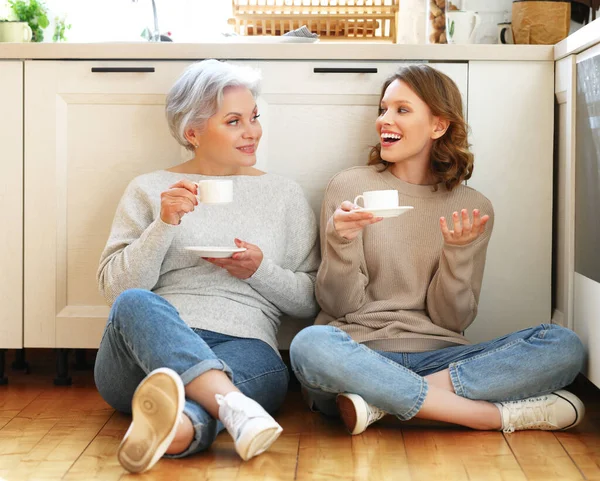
top-left (255, 61), bottom-right (468, 218)
top-left (24, 60), bottom-right (196, 348)
top-left (0, 61), bottom-right (23, 349)
top-left (467, 61), bottom-right (554, 342)
top-left (255, 61), bottom-right (468, 346)
top-left (24, 60), bottom-right (259, 348)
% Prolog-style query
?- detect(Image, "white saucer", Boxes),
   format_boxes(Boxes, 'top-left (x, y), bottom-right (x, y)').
top-left (185, 246), bottom-right (247, 258)
top-left (356, 206), bottom-right (414, 218)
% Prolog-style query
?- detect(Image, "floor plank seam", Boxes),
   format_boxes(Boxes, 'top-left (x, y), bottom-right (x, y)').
top-left (61, 408), bottom-right (117, 480)
top-left (501, 432), bottom-right (528, 480)
top-left (293, 433), bottom-right (301, 480)
top-left (399, 427), bottom-right (411, 481)
top-left (553, 432), bottom-right (589, 480)
top-left (7, 384), bottom-right (47, 423)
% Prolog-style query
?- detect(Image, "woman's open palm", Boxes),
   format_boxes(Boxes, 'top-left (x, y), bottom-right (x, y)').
top-left (440, 209), bottom-right (490, 246)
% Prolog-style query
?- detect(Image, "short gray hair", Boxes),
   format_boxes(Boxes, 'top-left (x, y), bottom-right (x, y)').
top-left (166, 59), bottom-right (261, 151)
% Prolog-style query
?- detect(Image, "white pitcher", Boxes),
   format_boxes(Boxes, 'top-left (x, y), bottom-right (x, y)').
top-left (446, 11), bottom-right (481, 44)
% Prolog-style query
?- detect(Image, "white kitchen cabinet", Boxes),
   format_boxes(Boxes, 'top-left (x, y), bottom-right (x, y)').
top-left (255, 60), bottom-right (468, 346)
top-left (259, 60), bottom-right (555, 344)
top-left (23, 58), bottom-right (552, 350)
top-left (24, 60), bottom-right (194, 348)
top-left (0, 61), bottom-right (23, 350)
top-left (23, 60), bottom-right (468, 349)
top-left (466, 61), bottom-right (554, 342)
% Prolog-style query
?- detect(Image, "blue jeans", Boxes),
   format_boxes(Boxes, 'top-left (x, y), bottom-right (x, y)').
top-left (94, 289), bottom-right (289, 458)
top-left (290, 324), bottom-right (585, 420)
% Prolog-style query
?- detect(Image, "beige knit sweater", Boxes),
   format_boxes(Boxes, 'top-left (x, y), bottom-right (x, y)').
top-left (315, 165), bottom-right (494, 352)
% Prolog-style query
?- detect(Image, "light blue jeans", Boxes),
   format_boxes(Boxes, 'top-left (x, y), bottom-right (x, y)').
top-left (290, 324), bottom-right (585, 420)
top-left (94, 289), bottom-right (289, 458)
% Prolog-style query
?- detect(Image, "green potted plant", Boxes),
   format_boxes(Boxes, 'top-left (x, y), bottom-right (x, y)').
top-left (8, 0), bottom-right (49, 42)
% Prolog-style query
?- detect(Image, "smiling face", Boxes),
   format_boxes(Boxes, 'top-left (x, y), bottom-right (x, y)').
top-left (375, 79), bottom-right (447, 169)
top-left (186, 86), bottom-right (262, 170)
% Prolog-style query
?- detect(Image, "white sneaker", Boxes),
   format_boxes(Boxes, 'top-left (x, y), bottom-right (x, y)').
top-left (336, 393), bottom-right (387, 435)
top-left (495, 390), bottom-right (585, 433)
top-left (117, 368), bottom-right (185, 473)
top-left (216, 391), bottom-right (283, 461)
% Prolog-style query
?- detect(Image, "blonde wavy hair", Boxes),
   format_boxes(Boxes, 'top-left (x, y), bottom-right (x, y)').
top-left (369, 64), bottom-right (473, 191)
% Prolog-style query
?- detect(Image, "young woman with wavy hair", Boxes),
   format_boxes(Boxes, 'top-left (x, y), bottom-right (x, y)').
top-left (290, 65), bottom-right (586, 436)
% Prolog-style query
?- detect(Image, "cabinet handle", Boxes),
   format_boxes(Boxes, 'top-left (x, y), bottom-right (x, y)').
top-left (91, 67), bottom-right (156, 73)
top-left (313, 67), bottom-right (378, 74)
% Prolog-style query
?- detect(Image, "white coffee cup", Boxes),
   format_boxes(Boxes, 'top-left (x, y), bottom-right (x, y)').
top-left (498, 22), bottom-right (514, 44)
top-left (353, 190), bottom-right (399, 209)
top-left (194, 180), bottom-right (233, 204)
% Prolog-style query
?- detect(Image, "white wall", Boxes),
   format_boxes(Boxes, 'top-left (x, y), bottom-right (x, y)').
top-left (40, 0), bottom-right (514, 43)
top-left (36, 0), bottom-right (598, 43)
top-left (466, 0), bottom-right (513, 14)
top-left (465, 0), bottom-right (512, 44)
top-left (44, 0), bottom-right (233, 42)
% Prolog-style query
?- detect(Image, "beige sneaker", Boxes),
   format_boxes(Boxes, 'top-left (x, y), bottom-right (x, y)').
top-left (217, 391), bottom-right (283, 461)
top-left (117, 368), bottom-right (185, 473)
top-left (495, 390), bottom-right (585, 433)
top-left (337, 393), bottom-right (387, 435)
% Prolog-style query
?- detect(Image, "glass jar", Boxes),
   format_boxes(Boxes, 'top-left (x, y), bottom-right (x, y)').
top-left (426, 0), bottom-right (447, 44)
top-left (446, 0), bottom-right (464, 11)
top-left (426, 0), bottom-right (466, 44)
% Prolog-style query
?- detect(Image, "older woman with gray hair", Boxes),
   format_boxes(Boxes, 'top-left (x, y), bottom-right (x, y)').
top-left (94, 59), bottom-right (319, 473)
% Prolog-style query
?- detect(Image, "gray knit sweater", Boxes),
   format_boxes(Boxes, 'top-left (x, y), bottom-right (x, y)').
top-left (97, 170), bottom-right (320, 352)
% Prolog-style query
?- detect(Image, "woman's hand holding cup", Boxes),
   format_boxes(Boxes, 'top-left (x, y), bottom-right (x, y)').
top-left (333, 201), bottom-right (383, 240)
top-left (160, 179), bottom-right (234, 225)
top-left (160, 180), bottom-right (199, 225)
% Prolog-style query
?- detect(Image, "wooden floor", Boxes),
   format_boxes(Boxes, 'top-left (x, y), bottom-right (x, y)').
top-left (1, 350), bottom-right (599, 481)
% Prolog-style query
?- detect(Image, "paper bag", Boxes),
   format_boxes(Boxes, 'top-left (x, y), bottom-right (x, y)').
top-left (512, 1), bottom-right (571, 45)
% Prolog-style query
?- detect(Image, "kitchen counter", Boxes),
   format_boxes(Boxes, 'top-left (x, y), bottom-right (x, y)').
top-left (555, 16), bottom-right (600, 60)
top-left (0, 42), bottom-right (553, 61)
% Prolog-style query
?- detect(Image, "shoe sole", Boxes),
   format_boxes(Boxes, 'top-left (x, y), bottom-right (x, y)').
top-left (337, 393), bottom-right (367, 435)
top-left (554, 390), bottom-right (586, 430)
top-left (236, 418), bottom-right (283, 461)
top-left (117, 368), bottom-right (185, 473)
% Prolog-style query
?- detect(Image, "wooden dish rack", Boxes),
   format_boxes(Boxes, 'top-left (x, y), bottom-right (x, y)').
top-left (229, 0), bottom-right (400, 42)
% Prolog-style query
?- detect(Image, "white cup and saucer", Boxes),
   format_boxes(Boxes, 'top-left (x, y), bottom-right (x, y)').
top-left (184, 179), bottom-right (246, 258)
top-left (353, 190), bottom-right (414, 218)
